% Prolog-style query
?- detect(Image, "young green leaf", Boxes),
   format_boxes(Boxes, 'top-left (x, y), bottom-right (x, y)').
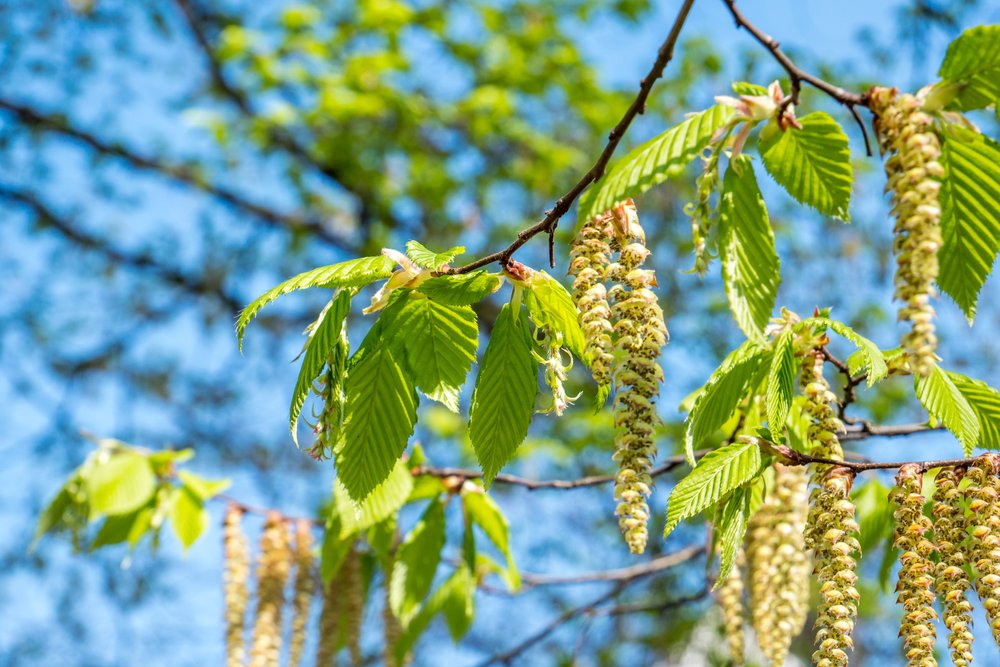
top-left (462, 486), bottom-right (519, 590)
top-left (685, 341), bottom-right (771, 464)
top-left (759, 112), bottom-right (852, 220)
top-left (405, 240), bottom-right (466, 270)
top-left (417, 271), bottom-right (503, 306)
top-left (337, 345), bottom-right (418, 501)
top-left (440, 565), bottom-right (476, 642)
top-left (334, 459), bottom-right (415, 538)
top-left (389, 294), bottom-right (478, 412)
top-left (290, 290), bottom-right (352, 444)
top-left (34, 485), bottom-right (74, 543)
top-left (390, 499), bottom-right (447, 623)
top-left (719, 157), bottom-right (780, 340)
top-left (522, 271), bottom-right (587, 363)
top-left (236, 255), bottom-right (394, 350)
top-left (914, 365), bottom-right (980, 455)
top-left (469, 304), bottom-right (538, 485)
top-left (937, 126), bottom-right (1000, 322)
top-left (947, 371), bottom-right (1000, 450)
top-left (176, 470), bottom-right (230, 501)
top-left (712, 485), bottom-right (752, 587)
top-left (577, 105), bottom-right (735, 222)
top-left (86, 451), bottom-right (157, 517)
top-left (170, 485), bottom-right (208, 551)
top-left (765, 330), bottom-right (797, 432)
top-left (804, 317), bottom-right (889, 386)
top-left (665, 438), bottom-right (765, 537)
top-left (938, 24), bottom-right (1000, 111)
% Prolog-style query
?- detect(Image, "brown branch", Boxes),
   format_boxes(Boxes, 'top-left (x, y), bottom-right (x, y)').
top-left (841, 422), bottom-right (942, 440)
top-left (0, 98), bottom-right (355, 251)
top-left (586, 588), bottom-right (709, 617)
top-left (520, 545), bottom-right (704, 588)
top-left (756, 436), bottom-right (983, 473)
top-left (443, 0), bottom-right (697, 275)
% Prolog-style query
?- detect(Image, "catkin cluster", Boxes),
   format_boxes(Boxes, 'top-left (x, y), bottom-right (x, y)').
top-left (224, 505), bottom-right (251, 667)
top-left (869, 86), bottom-right (943, 377)
top-left (716, 549), bottom-right (745, 666)
top-left (964, 455), bottom-right (1000, 646)
top-left (606, 200), bottom-right (668, 555)
top-left (891, 465), bottom-right (938, 666)
top-left (288, 520), bottom-right (315, 667)
top-left (931, 467), bottom-right (975, 666)
top-left (746, 464), bottom-right (811, 667)
top-left (315, 545), bottom-right (364, 667)
top-left (250, 512), bottom-right (292, 667)
top-left (685, 155), bottom-right (719, 276)
top-left (569, 211), bottom-right (615, 387)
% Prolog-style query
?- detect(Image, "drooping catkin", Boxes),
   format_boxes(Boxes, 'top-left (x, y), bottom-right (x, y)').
top-left (288, 520), bottom-right (315, 667)
top-left (538, 331), bottom-right (576, 416)
top-left (315, 570), bottom-right (344, 666)
top-left (342, 547), bottom-right (365, 666)
top-left (716, 549), bottom-right (746, 666)
top-left (964, 455), bottom-right (1000, 646)
top-left (869, 87), bottom-right (943, 377)
top-left (746, 464), bottom-right (810, 667)
top-left (607, 200), bottom-right (667, 555)
top-left (931, 467), bottom-right (975, 666)
top-left (569, 211), bottom-right (615, 387)
top-left (309, 329), bottom-right (349, 461)
top-left (891, 464), bottom-right (938, 666)
top-left (250, 512), bottom-right (291, 667)
top-left (224, 504), bottom-right (250, 667)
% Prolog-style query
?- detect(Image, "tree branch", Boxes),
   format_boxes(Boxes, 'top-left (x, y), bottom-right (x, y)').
top-left (756, 436), bottom-right (985, 473)
top-left (443, 0), bottom-right (697, 275)
top-left (519, 545), bottom-right (704, 588)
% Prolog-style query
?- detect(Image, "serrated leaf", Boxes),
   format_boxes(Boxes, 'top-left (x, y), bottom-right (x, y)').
top-left (577, 105), bottom-right (735, 221)
top-left (390, 294), bottom-right (478, 412)
top-left (712, 486), bottom-right (751, 588)
top-left (170, 485), bottom-right (207, 551)
top-left (665, 438), bottom-right (764, 537)
top-left (759, 112), bottom-right (852, 220)
top-left (462, 487), bottom-right (519, 590)
top-left (176, 470), bottom-right (230, 501)
top-left (719, 157), bottom-right (780, 340)
top-left (805, 317), bottom-right (889, 386)
top-left (938, 126), bottom-right (1000, 321)
top-left (915, 365), bottom-right (980, 455)
top-left (947, 371), bottom-right (1000, 450)
top-left (523, 271), bottom-right (587, 364)
top-left (334, 459), bottom-right (414, 538)
top-left (290, 290), bottom-right (351, 444)
top-left (685, 341), bottom-right (771, 463)
top-left (337, 346), bottom-right (418, 501)
top-left (86, 452), bottom-right (157, 517)
top-left (405, 240), bottom-right (466, 269)
top-left (938, 25), bottom-right (1000, 111)
top-left (469, 304), bottom-right (538, 485)
top-left (766, 330), bottom-right (797, 431)
top-left (390, 499), bottom-right (446, 623)
top-left (237, 255), bottom-right (393, 350)
top-left (731, 81), bottom-right (767, 96)
top-left (417, 271), bottom-right (503, 306)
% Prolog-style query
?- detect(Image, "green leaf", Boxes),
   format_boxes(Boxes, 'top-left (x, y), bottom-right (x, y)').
top-left (469, 304), bottom-right (538, 485)
top-left (170, 485), bottom-right (208, 551)
top-left (765, 330), bottom-right (797, 432)
top-left (947, 371), bottom-right (1000, 450)
top-left (731, 81), bottom-right (767, 96)
top-left (938, 25), bottom-right (1000, 111)
top-left (665, 438), bottom-right (765, 537)
top-left (87, 451), bottom-right (157, 517)
top-left (34, 485), bottom-right (74, 542)
top-left (915, 365), bottom-right (980, 455)
top-left (523, 271), bottom-right (587, 363)
top-left (805, 317), bottom-right (889, 386)
top-left (320, 522), bottom-right (353, 585)
top-left (290, 290), bottom-right (352, 444)
top-left (937, 126), bottom-right (1000, 321)
top-left (337, 346), bottom-right (418, 501)
top-left (334, 459), bottom-right (414, 538)
top-left (390, 499), bottom-right (446, 622)
top-left (462, 486), bottom-right (519, 590)
top-left (719, 157), bottom-right (780, 340)
top-left (684, 341), bottom-right (771, 463)
top-left (237, 255), bottom-right (394, 350)
top-left (405, 240), bottom-right (465, 269)
top-left (417, 271), bottom-right (503, 306)
top-left (390, 294), bottom-right (478, 412)
top-left (759, 112), bottom-right (852, 220)
top-left (176, 471), bottom-right (230, 501)
top-left (577, 105), bottom-right (735, 221)
top-left (440, 565), bottom-right (475, 641)
top-left (712, 486), bottom-right (751, 588)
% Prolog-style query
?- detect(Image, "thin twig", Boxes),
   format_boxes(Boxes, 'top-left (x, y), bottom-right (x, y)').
top-left (757, 437), bottom-right (984, 473)
top-left (520, 545), bottom-right (704, 588)
top-left (586, 588), bottom-right (709, 617)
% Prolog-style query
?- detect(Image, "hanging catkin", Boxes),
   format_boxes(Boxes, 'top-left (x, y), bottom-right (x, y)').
top-left (869, 86), bottom-right (944, 377)
top-left (288, 520), bottom-right (315, 667)
top-left (250, 512), bottom-right (291, 667)
top-left (964, 455), bottom-right (1000, 646)
top-left (931, 467), bottom-right (975, 666)
top-left (569, 211), bottom-right (615, 387)
top-left (224, 504), bottom-right (250, 667)
top-left (716, 549), bottom-right (746, 666)
top-left (342, 547), bottom-right (364, 666)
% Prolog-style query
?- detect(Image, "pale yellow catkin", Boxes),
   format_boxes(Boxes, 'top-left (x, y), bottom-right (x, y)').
top-left (964, 455), bottom-right (1000, 647)
top-left (249, 512), bottom-right (291, 667)
top-left (716, 549), bottom-right (745, 666)
top-left (569, 211), bottom-right (615, 387)
top-left (224, 505), bottom-right (250, 667)
top-left (343, 547), bottom-right (364, 667)
top-left (931, 467), bottom-right (975, 666)
top-left (288, 520), bottom-right (315, 667)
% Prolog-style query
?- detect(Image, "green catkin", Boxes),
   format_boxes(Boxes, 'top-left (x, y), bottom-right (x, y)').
top-left (288, 520), bottom-right (315, 667)
top-left (869, 86), bottom-right (944, 377)
top-left (309, 328), bottom-right (349, 460)
top-left (964, 455), bottom-right (1000, 646)
top-left (891, 465), bottom-right (938, 667)
top-left (250, 513), bottom-right (291, 667)
top-left (747, 464), bottom-right (811, 666)
top-left (569, 211), bottom-right (615, 387)
top-left (716, 549), bottom-right (746, 666)
top-left (607, 200), bottom-right (667, 555)
top-left (315, 569), bottom-right (344, 667)
top-left (931, 467), bottom-right (975, 666)
top-left (224, 505), bottom-right (250, 667)
top-left (539, 331), bottom-right (575, 416)
top-left (685, 152), bottom-right (720, 275)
